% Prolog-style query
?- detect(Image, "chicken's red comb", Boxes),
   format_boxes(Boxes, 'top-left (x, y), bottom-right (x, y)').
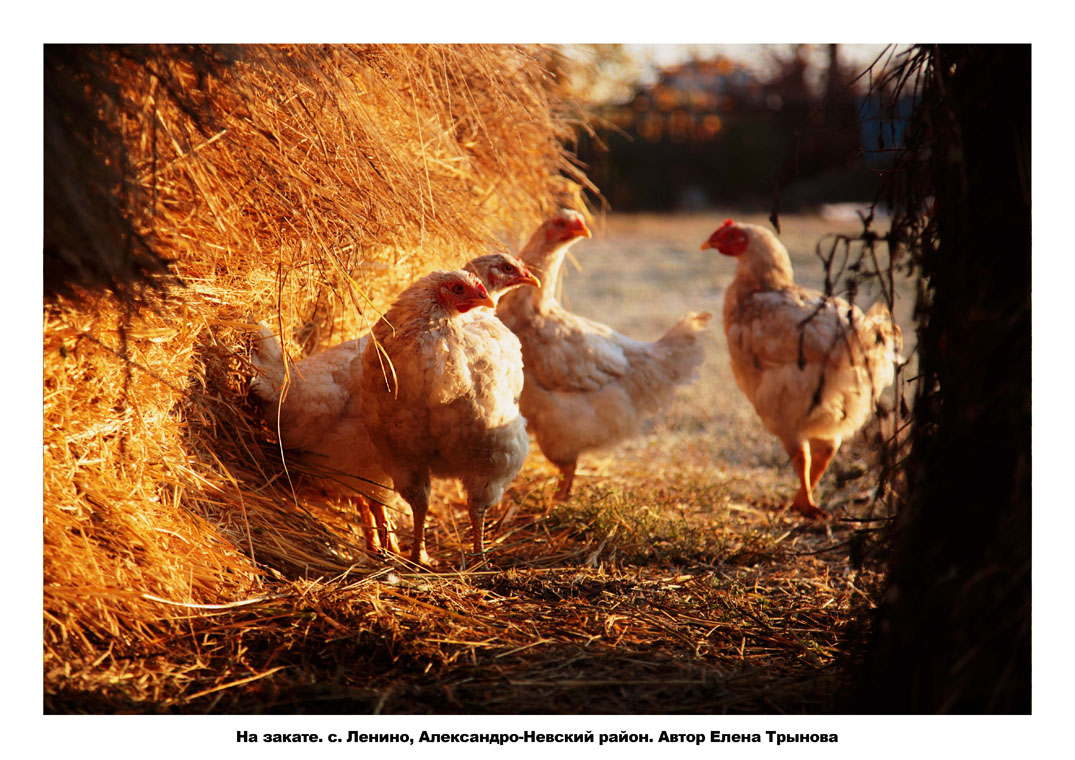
top-left (709, 219), bottom-right (736, 241)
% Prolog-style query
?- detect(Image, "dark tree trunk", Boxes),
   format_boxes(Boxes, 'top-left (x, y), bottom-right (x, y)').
top-left (855, 44), bottom-right (1031, 713)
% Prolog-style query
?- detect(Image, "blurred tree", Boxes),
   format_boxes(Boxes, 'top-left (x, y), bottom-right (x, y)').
top-left (767, 43), bottom-right (865, 210)
top-left (572, 44), bottom-right (876, 211)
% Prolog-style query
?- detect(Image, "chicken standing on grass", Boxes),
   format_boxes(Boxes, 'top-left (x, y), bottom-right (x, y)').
top-left (250, 255), bottom-right (539, 564)
top-left (360, 268), bottom-right (537, 566)
top-left (498, 209), bottom-right (712, 500)
top-left (702, 219), bottom-right (902, 519)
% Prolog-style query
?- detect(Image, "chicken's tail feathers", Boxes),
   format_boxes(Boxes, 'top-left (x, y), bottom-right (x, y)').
top-left (249, 321), bottom-right (287, 400)
top-left (863, 302), bottom-right (904, 362)
top-left (661, 310), bottom-right (713, 340)
top-left (657, 309), bottom-right (709, 343)
top-left (863, 301), bottom-right (893, 326)
top-left (653, 310), bottom-right (712, 384)
top-left (858, 303), bottom-right (904, 399)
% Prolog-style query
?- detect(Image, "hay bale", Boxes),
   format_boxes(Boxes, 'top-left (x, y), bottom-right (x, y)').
top-left (44, 44), bottom-right (591, 678)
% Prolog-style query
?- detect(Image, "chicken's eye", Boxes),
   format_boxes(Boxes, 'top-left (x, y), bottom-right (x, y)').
top-left (452, 283), bottom-right (465, 295)
top-left (502, 264), bottom-right (516, 275)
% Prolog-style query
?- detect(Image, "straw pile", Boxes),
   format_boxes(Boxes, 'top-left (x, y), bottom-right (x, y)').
top-left (44, 44), bottom-right (591, 701)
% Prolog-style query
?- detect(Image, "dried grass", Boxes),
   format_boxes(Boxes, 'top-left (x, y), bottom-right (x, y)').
top-left (44, 452), bottom-right (887, 713)
top-left (44, 43), bottom-right (589, 684)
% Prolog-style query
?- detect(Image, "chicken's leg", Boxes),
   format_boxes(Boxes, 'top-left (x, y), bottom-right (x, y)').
top-left (807, 439), bottom-right (838, 492)
top-left (356, 499), bottom-right (379, 552)
top-left (398, 479), bottom-right (433, 567)
top-left (553, 459), bottom-right (577, 501)
top-left (789, 441), bottom-right (829, 519)
top-left (362, 496), bottom-right (400, 555)
top-left (467, 499), bottom-right (487, 562)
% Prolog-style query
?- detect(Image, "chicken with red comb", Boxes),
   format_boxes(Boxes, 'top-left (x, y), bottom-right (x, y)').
top-left (498, 209), bottom-right (712, 500)
top-left (703, 219), bottom-right (902, 518)
top-left (360, 269), bottom-right (532, 565)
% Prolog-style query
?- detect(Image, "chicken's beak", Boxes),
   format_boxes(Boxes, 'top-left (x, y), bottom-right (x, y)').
top-left (563, 216), bottom-right (591, 240)
top-left (520, 269), bottom-right (541, 288)
top-left (475, 292), bottom-right (496, 309)
top-left (700, 239), bottom-right (714, 251)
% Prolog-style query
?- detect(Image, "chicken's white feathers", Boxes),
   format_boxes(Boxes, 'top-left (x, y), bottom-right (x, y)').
top-left (360, 271), bottom-right (528, 483)
top-left (358, 269), bottom-right (531, 559)
top-left (497, 211), bottom-right (710, 471)
top-left (249, 322), bottom-right (394, 500)
top-left (717, 221), bottom-right (902, 451)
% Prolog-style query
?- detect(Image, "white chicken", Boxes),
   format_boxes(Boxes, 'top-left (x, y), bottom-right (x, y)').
top-left (497, 209), bottom-right (712, 500)
top-left (250, 254), bottom-right (538, 561)
top-left (702, 218), bottom-right (903, 518)
top-left (250, 327), bottom-right (401, 554)
top-left (359, 268), bottom-right (534, 566)
top-left (465, 253), bottom-right (541, 308)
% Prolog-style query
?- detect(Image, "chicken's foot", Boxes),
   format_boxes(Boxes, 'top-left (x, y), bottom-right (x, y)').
top-left (789, 443), bottom-right (830, 519)
top-left (553, 460), bottom-right (577, 501)
top-left (358, 497), bottom-right (401, 555)
top-left (467, 501), bottom-right (487, 559)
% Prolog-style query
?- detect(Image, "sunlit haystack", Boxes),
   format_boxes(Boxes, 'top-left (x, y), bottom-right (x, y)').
top-left (44, 44), bottom-right (590, 683)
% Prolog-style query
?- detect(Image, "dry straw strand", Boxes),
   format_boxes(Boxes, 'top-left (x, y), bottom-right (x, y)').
top-left (44, 43), bottom-right (586, 703)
